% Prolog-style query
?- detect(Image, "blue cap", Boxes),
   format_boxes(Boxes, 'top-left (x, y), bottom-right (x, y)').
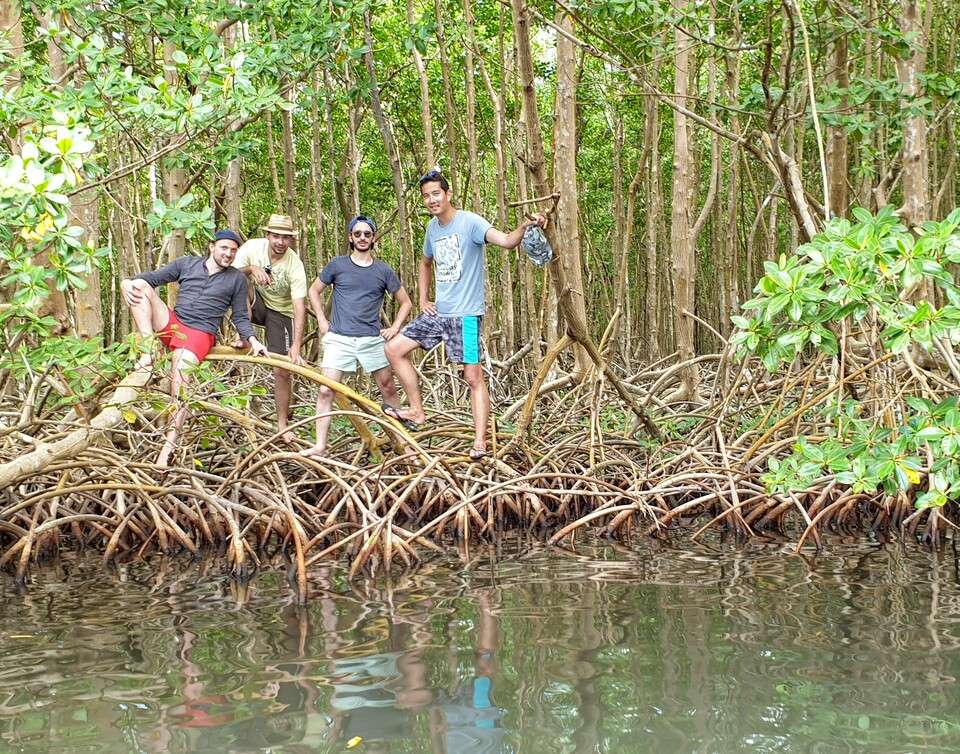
top-left (213, 229), bottom-right (242, 246)
top-left (348, 214), bottom-right (377, 234)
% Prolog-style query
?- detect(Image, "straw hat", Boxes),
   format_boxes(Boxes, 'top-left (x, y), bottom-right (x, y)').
top-left (262, 214), bottom-right (297, 236)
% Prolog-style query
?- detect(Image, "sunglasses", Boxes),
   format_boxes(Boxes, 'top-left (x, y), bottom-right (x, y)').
top-left (420, 169), bottom-right (442, 182)
top-left (352, 230), bottom-right (374, 238)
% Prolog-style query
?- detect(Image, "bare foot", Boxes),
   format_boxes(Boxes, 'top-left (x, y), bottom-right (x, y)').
top-left (299, 445), bottom-right (327, 460)
top-left (279, 429), bottom-right (297, 445)
top-left (468, 445), bottom-right (487, 461)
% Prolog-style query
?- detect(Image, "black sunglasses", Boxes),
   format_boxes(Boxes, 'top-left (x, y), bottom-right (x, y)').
top-left (352, 230), bottom-right (374, 238)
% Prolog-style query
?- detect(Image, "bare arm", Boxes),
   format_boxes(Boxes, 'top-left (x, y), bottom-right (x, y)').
top-left (308, 278), bottom-right (330, 335)
top-left (418, 256), bottom-right (436, 315)
top-left (289, 297), bottom-right (307, 363)
top-left (381, 286), bottom-right (413, 340)
top-left (484, 212), bottom-right (548, 250)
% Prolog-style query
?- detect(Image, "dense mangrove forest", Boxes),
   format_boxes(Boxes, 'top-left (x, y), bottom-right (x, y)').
top-left (4, 0), bottom-right (960, 593)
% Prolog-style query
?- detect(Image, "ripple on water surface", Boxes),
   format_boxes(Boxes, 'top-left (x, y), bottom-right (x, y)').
top-left (2, 537), bottom-right (960, 753)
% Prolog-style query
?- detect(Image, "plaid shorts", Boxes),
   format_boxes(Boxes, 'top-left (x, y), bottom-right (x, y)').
top-left (402, 314), bottom-right (482, 364)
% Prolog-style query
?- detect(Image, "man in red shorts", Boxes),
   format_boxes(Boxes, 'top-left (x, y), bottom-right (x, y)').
top-left (121, 229), bottom-right (267, 465)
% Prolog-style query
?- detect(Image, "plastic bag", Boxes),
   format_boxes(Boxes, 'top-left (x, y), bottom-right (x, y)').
top-left (521, 225), bottom-right (553, 267)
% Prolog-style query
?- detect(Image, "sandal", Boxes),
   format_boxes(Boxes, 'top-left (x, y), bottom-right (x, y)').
top-left (381, 403), bottom-right (423, 432)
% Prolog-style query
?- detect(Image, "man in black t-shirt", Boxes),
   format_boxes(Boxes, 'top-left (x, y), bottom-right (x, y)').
top-left (301, 215), bottom-right (412, 458)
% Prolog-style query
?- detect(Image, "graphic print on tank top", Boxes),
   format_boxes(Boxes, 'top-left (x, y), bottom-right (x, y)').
top-left (433, 233), bottom-right (463, 283)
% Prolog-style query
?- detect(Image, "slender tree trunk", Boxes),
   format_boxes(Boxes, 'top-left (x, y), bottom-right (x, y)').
top-left (827, 35), bottom-right (849, 218)
top-left (324, 68), bottom-right (350, 248)
top-left (611, 112), bottom-right (628, 360)
top-left (265, 113), bottom-right (282, 210)
top-left (513, 104), bottom-right (541, 363)
top-left (669, 4), bottom-right (699, 399)
top-left (644, 98), bottom-right (661, 362)
top-left (281, 83), bottom-right (298, 226)
top-left (42, 14), bottom-right (102, 337)
top-left (407, 0), bottom-right (435, 170)
top-left (896, 0), bottom-right (929, 228)
top-left (434, 0), bottom-right (459, 198)
top-left (345, 64), bottom-right (362, 216)
top-left (363, 12), bottom-right (413, 284)
top-left (309, 72), bottom-right (326, 267)
top-left (162, 41), bottom-right (186, 306)
top-left (222, 15), bottom-right (241, 230)
top-left (723, 7), bottom-right (742, 330)
top-left (553, 10), bottom-right (590, 375)
top-left (463, 0), bottom-right (481, 212)
top-left (480, 56), bottom-right (515, 354)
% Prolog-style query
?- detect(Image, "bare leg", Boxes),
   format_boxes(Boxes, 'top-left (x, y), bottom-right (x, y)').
top-left (463, 363), bottom-right (489, 455)
top-left (373, 365), bottom-right (400, 408)
top-left (274, 367), bottom-right (296, 444)
top-left (126, 280), bottom-right (170, 368)
top-left (156, 349), bottom-right (197, 466)
top-left (384, 335), bottom-right (426, 423)
top-left (301, 367), bottom-right (342, 459)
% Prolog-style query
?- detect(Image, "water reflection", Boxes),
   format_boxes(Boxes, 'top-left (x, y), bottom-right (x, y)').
top-left (2, 538), bottom-right (960, 752)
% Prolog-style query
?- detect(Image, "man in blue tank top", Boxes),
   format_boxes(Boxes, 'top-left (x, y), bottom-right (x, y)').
top-left (385, 171), bottom-right (546, 459)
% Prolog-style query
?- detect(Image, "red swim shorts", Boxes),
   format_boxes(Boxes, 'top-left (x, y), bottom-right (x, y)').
top-left (157, 308), bottom-right (215, 361)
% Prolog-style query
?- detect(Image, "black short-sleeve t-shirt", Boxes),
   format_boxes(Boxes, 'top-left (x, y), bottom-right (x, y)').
top-left (319, 256), bottom-right (401, 337)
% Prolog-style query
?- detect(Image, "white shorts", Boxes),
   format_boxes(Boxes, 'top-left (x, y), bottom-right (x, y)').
top-left (321, 332), bottom-right (389, 373)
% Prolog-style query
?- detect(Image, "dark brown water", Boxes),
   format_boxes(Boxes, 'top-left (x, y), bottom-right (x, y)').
top-left (2, 537), bottom-right (960, 753)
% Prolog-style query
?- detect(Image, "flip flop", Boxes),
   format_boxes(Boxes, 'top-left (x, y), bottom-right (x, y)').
top-left (381, 403), bottom-right (423, 432)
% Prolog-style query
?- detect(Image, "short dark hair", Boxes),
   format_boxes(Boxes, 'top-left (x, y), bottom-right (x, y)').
top-left (419, 170), bottom-right (449, 192)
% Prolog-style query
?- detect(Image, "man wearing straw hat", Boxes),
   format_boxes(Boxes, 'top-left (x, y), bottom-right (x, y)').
top-left (234, 213), bottom-right (308, 444)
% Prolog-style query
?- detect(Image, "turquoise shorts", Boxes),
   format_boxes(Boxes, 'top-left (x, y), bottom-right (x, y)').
top-left (321, 332), bottom-right (389, 373)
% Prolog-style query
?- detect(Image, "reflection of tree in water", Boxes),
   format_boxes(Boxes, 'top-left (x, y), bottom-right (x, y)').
top-left (7, 544), bottom-right (960, 752)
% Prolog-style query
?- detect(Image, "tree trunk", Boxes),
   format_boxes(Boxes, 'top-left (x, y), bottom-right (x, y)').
top-left (827, 35), bottom-right (849, 218)
top-left (363, 12), bottom-right (413, 285)
top-left (324, 68), bottom-right (350, 250)
top-left (1, 1), bottom-right (22, 92)
top-left (669, 4), bottom-right (699, 399)
top-left (407, 0), bottom-right (435, 170)
top-left (46, 11), bottom-right (101, 338)
top-left (222, 17), bottom-right (242, 231)
top-left (553, 11), bottom-right (590, 375)
top-left (345, 63), bottom-right (362, 216)
top-left (309, 72), bottom-right (327, 268)
top-left (463, 0), bottom-right (481, 212)
top-left (722, 8), bottom-right (742, 331)
top-left (265, 113), bottom-right (282, 210)
top-left (896, 0), bottom-right (928, 228)
top-left (510, 0), bottom-right (660, 438)
top-left (644, 98), bottom-right (661, 362)
top-left (281, 83), bottom-right (299, 226)
top-left (480, 55), bottom-right (515, 355)
top-left (433, 0), bottom-right (459, 199)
